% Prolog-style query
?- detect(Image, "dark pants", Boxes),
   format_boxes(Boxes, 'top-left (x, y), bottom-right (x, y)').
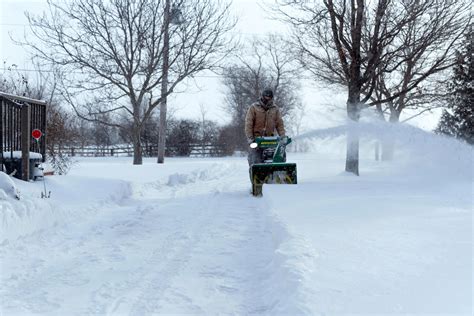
top-left (248, 147), bottom-right (263, 182)
top-left (247, 148), bottom-right (263, 182)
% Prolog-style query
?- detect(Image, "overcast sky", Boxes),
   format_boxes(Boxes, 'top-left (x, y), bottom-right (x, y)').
top-left (0, 0), bottom-right (439, 131)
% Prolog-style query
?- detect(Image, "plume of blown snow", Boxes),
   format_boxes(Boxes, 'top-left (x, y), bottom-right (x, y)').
top-left (293, 120), bottom-right (472, 181)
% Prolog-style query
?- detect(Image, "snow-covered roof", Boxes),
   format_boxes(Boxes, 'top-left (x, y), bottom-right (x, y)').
top-left (0, 92), bottom-right (47, 105)
top-left (2, 151), bottom-right (43, 159)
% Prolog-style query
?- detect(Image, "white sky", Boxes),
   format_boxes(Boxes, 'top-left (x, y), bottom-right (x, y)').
top-left (0, 0), bottom-right (440, 131)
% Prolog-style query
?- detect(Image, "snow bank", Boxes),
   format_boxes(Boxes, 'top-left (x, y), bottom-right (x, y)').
top-left (0, 175), bottom-right (132, 243)
top-left (256, 214), bottom-right (319, 315)
top-left (167, 168), bottom-right (220, 186)
top-left (166, 163), bottom-right (235, 186)
top-left (0, 172), bottom-right (20, 200)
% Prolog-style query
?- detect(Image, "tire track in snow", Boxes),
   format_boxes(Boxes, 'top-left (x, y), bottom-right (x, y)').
top-left (108, 192), bottom-right (224, 315)
top-left (101, 163), bottom-right (280, 314)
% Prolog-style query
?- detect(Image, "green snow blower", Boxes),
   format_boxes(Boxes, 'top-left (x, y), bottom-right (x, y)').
top-left (249, 136), bottom-right (297, 196)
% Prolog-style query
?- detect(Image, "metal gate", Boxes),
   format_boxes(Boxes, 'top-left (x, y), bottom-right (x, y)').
top-left (1, 92), bottom-right (47, 180)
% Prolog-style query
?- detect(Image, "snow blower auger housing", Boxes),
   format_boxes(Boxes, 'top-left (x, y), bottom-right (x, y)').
top-left (249, 136), bottom-right (297, 196)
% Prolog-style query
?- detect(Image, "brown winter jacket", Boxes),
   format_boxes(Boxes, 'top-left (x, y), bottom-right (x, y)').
top-left (245, 99), bottom-right (285, 140)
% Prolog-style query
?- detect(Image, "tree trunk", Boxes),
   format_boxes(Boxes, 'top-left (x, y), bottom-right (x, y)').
top-left (374, 103), bottom-right (385, 161)
top-left (345, 85), bottom-right (360, 176)
top-left (381, 110), bottom-right (400, 161)
top-left (346, 123), bottom-right (360, 175)
top-left (157, 99), bottom-right (167, 163)
top-left (132, 125), bottom-right (143, 165)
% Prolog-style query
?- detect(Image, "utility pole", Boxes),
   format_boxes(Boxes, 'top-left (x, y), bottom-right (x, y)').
top-left (157, 0), bottom-right (171, 164)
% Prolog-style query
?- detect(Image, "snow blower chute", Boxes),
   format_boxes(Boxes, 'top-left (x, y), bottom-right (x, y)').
top-left (249, 136), bottom-right (297, 196)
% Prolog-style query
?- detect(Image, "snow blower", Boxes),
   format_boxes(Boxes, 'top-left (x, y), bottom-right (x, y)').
top-left (249, 136), bottom-right (297, 196)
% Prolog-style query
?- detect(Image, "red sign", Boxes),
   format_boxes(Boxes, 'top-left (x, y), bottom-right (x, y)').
top-left (32, 129), bottom-right (42, 140)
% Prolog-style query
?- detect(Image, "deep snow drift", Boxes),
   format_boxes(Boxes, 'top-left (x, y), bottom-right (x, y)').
top-left (0, 122), bottom-right (472, 315)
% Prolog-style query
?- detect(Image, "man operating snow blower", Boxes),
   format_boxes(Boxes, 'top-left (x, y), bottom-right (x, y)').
top-left (245, 88), bottom-right (297, 196)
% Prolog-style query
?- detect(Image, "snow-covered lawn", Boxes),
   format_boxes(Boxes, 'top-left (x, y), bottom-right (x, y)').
top-left (0, 124), bottom-right (472, 315)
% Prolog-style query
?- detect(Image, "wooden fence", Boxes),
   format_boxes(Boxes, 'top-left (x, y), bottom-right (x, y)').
top-left (58, 143), bottom-right (227, 158)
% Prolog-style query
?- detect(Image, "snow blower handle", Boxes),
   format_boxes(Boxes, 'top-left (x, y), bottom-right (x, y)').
top-left (279, 136), bottom-right (289, 146)
top-left (273, 136), bottom-right (291, 163)
top-left (250, 136), bottom-right (292, 149)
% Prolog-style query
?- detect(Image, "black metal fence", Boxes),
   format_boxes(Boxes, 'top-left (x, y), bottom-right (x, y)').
top-left (1, 92), bottom-right (47, 180)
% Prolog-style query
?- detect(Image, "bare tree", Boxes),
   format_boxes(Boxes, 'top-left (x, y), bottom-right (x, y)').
top-left (366, 1), bottom-right (470, 160)
top-left (274, 0), bottom-right (470, 174)
top-left (21, 0), bottom-right (236, 164)
top-left (275, 0), bottom-right (395, 175)
top-left (222, 34), bottom-right (301, 151)
top-left (368, 0), bottom-right (470, 123)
